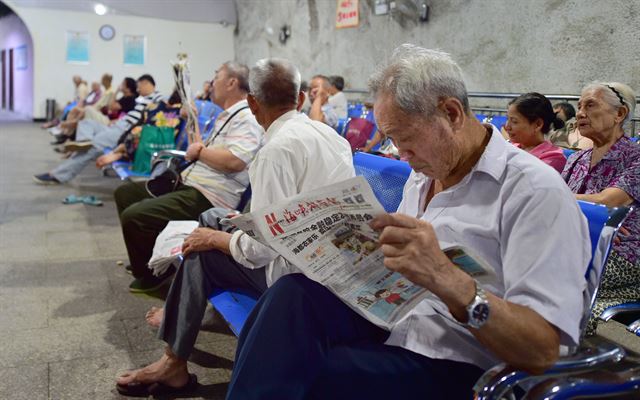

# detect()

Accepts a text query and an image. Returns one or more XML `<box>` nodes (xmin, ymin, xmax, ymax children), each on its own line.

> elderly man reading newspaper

<box><xmin>225</xmin><ymin>45</ymin><xmax>591</xmax><ymax>400</ymax></box>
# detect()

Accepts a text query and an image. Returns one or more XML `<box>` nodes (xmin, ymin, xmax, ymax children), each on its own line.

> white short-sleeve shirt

<box><xmin>229</xmin><ymin>111</ymin><xmax>355</xmax><ymax>286</ymax></box>
<box><xmin>385</xmin><ymin>126</ymin><xmax>590</xmax><ymax>369</ymax></box>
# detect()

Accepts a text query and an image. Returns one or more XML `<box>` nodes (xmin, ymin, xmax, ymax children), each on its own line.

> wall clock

<box><xmin>99</xmin><ymin>24</ymin><xmax>115</xmax><ymax>41</ymax></box>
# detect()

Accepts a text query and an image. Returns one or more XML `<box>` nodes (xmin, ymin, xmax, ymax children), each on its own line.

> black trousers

<box><xmin>114</xmin><ymin>181</ymin><xmax>213</xmax><ymax>280</ymax></box>
<box><xmin>227</xmin><ymin>274</ymin><xmax>484</xmax><ymax>400</ymax></box>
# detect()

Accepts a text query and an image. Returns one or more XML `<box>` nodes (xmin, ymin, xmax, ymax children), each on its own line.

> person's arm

<box><xmin>576</xmin><ymin>188</ymin><xmax>633</xmax><ymax>207</ymax></box>
<box><xmin>372</xmin><ymin>186</ymin><xmax>589</xmax><ymax>374</ymax></box>
<box><xmin>309</xmin><ymin>88</ymin><xmax>329</xmax><ymax>123</ymax></box>
<box><xmin>372</xmin><ymin>214</ymin><xmax>560</xmax><ymax>374</ymax></box>
<box><xmin>576</xmin><ymin>155</ymin><xmax>639</xmax><ymax>207</ymax></box>
<box><xmin>184</xmin><ymin>142</ymin><xmax>246</xmax><ymax>173</ymax></box>
<box><xmin>362</xmin><ymin>131</ymin><xmax>383</xmax><ymax>153</ymax></box>
<box><xmin>95</xmin><ymin>143</ymin><xmax>126</xmax><ymax>168</ymax></box>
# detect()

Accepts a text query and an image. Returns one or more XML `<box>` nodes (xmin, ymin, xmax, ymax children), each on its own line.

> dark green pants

<box><xmin>114</xmin><ymin>181</ymin><xmax>213</xmax><ymax>280</ymax></box>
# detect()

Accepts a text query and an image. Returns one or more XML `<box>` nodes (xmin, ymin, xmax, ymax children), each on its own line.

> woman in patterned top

<box><xmin>562</xmin><ymin>81</ymin><xmax>640</xmax><ymax>334</ymax></box>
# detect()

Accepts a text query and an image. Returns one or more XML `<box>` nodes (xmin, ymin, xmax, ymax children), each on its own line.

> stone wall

<box><xmin>234</xmin><ymin>0</ymin><xmax>640</xmax><ymax>100</ymax></box>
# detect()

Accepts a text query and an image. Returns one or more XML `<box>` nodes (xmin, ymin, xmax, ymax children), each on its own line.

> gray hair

<box><xmin>223</xmin><ymin>61</ymin><xmax>250</xmax><ymax>93</ymax></box>
<box><xmin>582</xmin><ymin>81</ymin><xmax>636</xmax><ymax>133</ymax></box>
<box><xmin>368</xmin><ymin>44</ymin><xmax>469</xmax><ymax>116</ymax></box>
<box><xmin>249</xmin><ymin>58</ymin><xmax>301</xmax><ymax>108</ymax></box>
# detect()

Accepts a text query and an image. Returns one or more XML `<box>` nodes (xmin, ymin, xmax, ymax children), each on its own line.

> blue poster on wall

<box><xmin>123</xmin><ymin>35</ymin><xmax>145</xmax><ymax>65</ymax></box>
<box><xmin>66</xmin><ymin>31</ymin><xmax>89</xmax><ymax>63</ymax></box>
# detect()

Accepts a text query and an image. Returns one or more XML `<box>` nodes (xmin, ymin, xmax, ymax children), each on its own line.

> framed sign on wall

<box><xmin>66</xmin><ymin>31</ymin><xmax>89</xmax><ymax>63</ymax></box>
<box><xmin>123</xmin><ymin>34</ymin><xmax>146</xmax><ymax>65</ymax></box>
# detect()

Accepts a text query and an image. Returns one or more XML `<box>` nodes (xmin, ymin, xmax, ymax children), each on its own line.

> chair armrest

<box><xmin>626</xmin><ymin>318</ymin><xmax>640</xmax><ymax>336</ymax></box>
<box><xmin>151</xmin><ymin>150</ymin><xmax>187</xmax><ymax>164</ymax></box>
<box><xmin>524</xmin><ymin>365</ymin><xmax>640</xmax><ymax>400</ymax></box>
<box><xmin>474</xmin><ymin>340</ymin><xmax>625</xmax><ymax>400</ymax></box>
<box><xmin>599</xmin><ymin>302</ymin><xmax>640</xmax><ymax>322</ymax></box>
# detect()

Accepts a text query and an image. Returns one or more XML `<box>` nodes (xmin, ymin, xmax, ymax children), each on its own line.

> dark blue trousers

<box><xmin>227</xmin><ymin>274</ymin><xmax>484</xmax><ymax>400</ymax></box>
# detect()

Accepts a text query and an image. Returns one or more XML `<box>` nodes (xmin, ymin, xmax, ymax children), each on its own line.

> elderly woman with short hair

<box><xmin>561</xmin><ymin>81</ymin><xmax>640</xmax><ymax>334</ymax></box>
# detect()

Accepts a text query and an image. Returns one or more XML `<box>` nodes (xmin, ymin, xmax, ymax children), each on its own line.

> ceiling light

<box><xmin>94</xmin><ymin>3</ymin><xmax>107</xmax><ymax>15</ymax></box>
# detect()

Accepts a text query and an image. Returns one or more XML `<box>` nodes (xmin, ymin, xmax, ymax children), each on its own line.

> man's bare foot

<box><xmin>117</xmin><ymin>349</ymin><xmax>189</xmax><ymax>388</ymax></box>
<box><xmin>145</xmin><ymin>306</ymin><xmax>164</xmax><ymax>328</ymax></box>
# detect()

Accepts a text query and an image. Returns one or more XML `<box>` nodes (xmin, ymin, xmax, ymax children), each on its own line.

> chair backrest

<box><xmin>563</xmin><ymin>148</ymin><xmax>576</xmax><ymax>158</ymax></box>
<box><xmin>352</xmin><ymin>152</ymin><xmax>412</xmax><ymax>213</ymax></box>
<box><xmin>576</xmin><ymin>200</ymin><xmax>632</xmax><ymax>337</ymax></box>
<box><xmin>344</xmin><ymin>117</ymin><xmax>376</xmax><ymax>152</ymax></box>
<box><xmin>347</xmin><ymin>102</ymin><xmax>366</xmax><ymax>119</ymax></box>
<box><xmin>487</xmin><ymin>115</ymin><xmax>508</xmax><ymax>131</ymax></box>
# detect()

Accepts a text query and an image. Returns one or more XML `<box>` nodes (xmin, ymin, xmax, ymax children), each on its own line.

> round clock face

<box><xmin>99</xmin><ymin>25</ymin><xmax>115</xmax><ymax>41</ymax></box>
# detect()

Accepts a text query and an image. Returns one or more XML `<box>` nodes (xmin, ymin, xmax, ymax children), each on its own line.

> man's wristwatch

<box><xmin>465</xmin><ymin>282</ymin><xmax>490</xmax><ymax>329</ymax></box>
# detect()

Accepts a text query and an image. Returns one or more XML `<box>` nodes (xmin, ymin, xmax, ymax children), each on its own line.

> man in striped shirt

<box><xmin>33</xmin><ymin>74</ymin><xmax>163</xmax><ymax>184</ymax></box>
<box><xmin>113</xmin><ymin>62</ymin><xmax>264</xmax><ymax>293</ymax></box>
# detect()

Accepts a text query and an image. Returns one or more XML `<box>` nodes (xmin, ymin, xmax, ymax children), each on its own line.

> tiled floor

<box><xmin>0</xmin><ymin>120</ymin><xmax>236</xmax><ymax>399</ymax></box>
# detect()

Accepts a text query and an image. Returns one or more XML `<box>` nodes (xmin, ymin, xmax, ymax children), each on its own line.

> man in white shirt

<box><xmin>116</xmin><ymin>58</ymin><xmax>354</xmax><ymax>396</ymax></box>
<box><xmin>328</xmin><ymin>75</ymin><xmax>348</xmax><ymax>119</ymax></box>
<box><xmin>225</xmin><ymin>45</ymin><xmax>591</xmax><ymax>399</ymax></box>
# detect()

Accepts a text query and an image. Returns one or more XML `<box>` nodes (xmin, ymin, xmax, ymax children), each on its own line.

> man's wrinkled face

<box><xmin>374</xmin><ymin>93</ymin><xmax>459</xmax><ymax>180</ymax></box>
<box><xmin>211</xmin><ymin>66</ymin><xmax>232</xmax><ymax>107</ymax></box>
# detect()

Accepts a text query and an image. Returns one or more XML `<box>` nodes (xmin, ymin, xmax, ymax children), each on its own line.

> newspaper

<box><xmin>231</xmin><ymin>176</ymin><xmax>430</xmax><ymax>329</ymax></box>
<box><xmin>149</xmin><ymin>220</ymin><xmax>198</xmax><ymax>276</ymax></box>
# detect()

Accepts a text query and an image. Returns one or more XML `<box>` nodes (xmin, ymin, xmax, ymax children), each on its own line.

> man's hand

<box><xmin>614</xmin><ymin>226</ymin><xmax>630</xmax><ymax>245</ymax></box>
<box><xmin>371</xmin><ymin>213</ymin><xmax>459</xmax><ymax>292</ymax></box>
<box><xmin>185</xmin><ymin>142</ymin><xmax>205</xmax><ymax>162</ymax></box>
<box><xmin>182</xmin><ymin>227</ymin><xmax>232</xmax><ymax>256</ymax></box>
<box><xmin>311</xmin><ymin>86</ymin><xmax>329</xmax><ymax>105</ymax></box>
<box><xmin>371</xmin><ymin>213</ymin><xmax>475</xmax><ymax>320</ymax></box>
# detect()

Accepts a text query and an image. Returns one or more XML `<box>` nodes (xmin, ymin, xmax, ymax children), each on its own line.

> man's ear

<box><xmin>440</xmin><ymin>97</ymin><xmax>465</xmax><ymax>131</ymax></box>
<box><xmin>247</xmin><ymin>94</ymin><xmax>259</xmax><ymax>115</ymax></box>
<box><xmin>296</xmin><ymin>91</ymin><xmax>306</xmax><ymax>111</ymax></box>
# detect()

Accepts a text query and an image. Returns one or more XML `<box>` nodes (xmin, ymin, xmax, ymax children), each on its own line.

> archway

<box><xmin>0</xmin><ymin>1</ymin><xmax>34</xmax><ymax>120</ymax></box>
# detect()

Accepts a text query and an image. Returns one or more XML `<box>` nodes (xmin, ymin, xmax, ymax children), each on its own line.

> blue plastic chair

<box><xmin>487</xmin><ymin>115</ymin><xmax>508</xmax><ymax>131</ymax></box>
<box><xmin>562</xmin><ymin>148</ymin><xmax>576</xmax><ymax>159</ymax></box>
<box><xmin>347</xmin><ymin>102</ymin><xmax>366</xmax><ymax>119</ymax></box>
<box><xmin>475</xmin><ymin>113</ymin><xmax>489</xmax><ymax>123</ymax></box>
<box><xmin>475</xmin><ymin>201</ymin><xmax>633</xmax><ymax>400</ymax></box>
<box><xmin>352</xmin><ymin>152</ymin><xmax>412</xmax><ymax>213</ymax></box>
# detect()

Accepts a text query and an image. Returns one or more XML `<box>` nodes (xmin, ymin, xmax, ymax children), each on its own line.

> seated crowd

<box><xmin>32</xmin><ymin>44</ymin><xmax>639</xmax><ymax>398</ymax></box>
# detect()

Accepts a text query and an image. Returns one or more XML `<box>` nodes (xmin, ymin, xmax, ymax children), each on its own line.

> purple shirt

<box><xmin>561</xmin><ymin>136</ymin><xmax>640</xmax><ymax>265</ymax></box>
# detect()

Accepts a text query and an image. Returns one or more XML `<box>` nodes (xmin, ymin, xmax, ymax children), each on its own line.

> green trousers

<box><xmin>114</xmin><ymin>181</ymin><xmax>213</xmax><ymax>281</ymax></box>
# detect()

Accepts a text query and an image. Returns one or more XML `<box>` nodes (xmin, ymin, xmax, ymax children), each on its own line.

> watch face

<box><xmin>99</xmin><ymin>25</ymin><xmax>115</xmax><ymax>41</ymax></box>
<box><xmin>472</xmin><ymin>303</ymin><xmax>490</xmax><ymax>323</ymax></box>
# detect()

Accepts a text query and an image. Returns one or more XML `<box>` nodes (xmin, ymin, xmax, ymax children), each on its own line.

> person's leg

<box><xmin>227</xmin><ymin>274</ymin><xmax>389</xmax><ymax>400</ymax></box>
<box><xmin>114</xmin><ymin>180</ymin><xmax>150</xmax><ymax>217</ymax></box>
<box><xmin>74</xmin><ymin>119</ymin><xmax>104</xmax><ymax>142</ymax></box>
<box><xmin>118</xmin><ymin>184</ymin><xmax>212</xmax><ymax>282</ymax></box>
<box><xmin>309</xmin><ymin>344</ymin><xmax>483</xmax><ymax>400</ymax></box>
<box><xmin>159</xmin><ymin>249</ymin><xmax>267</xmax><ymax>358</ymax></box>
<box><xmin>49</xmin><ymin>146</ymin><xmax>101</xmax><ymax>182</ymax></box>
<box><xmin>118</xmin><ymin>250</ymin><xmax>266</xmax><ymax>388</ymax></box>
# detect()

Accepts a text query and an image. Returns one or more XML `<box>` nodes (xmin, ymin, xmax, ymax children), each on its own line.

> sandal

<box><xmin>62</xmin><ymin>195</ymin><xmax>83</xmax><ymax>204</ymax></box>
<box><xmin>82</xmin><ymin>195</ymin><xmax>103</xmax><ymax>207</ymax></box>
<box><xmin>116</xmin><ymin>373</ymin><xmax>198</xmax><ymax>397</ymax></box>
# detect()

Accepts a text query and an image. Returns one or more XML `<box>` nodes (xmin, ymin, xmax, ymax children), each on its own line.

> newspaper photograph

<box><xmin>231</xmin><ymin>176</ymin><xmax>430</xmax><ymax>329</ymax></box>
